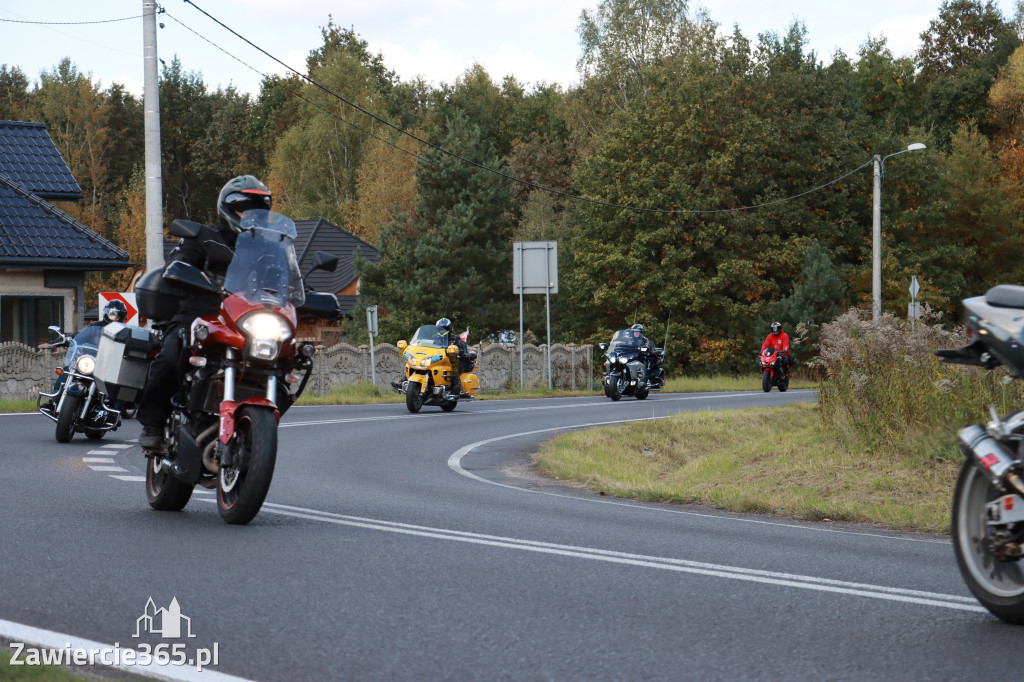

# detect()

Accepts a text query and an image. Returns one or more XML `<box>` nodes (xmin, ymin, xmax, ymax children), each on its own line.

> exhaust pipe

<box><xmin>958</xmin><ymin>424</ymin><xmax>1024</xmax><ymax>496</ymax></box>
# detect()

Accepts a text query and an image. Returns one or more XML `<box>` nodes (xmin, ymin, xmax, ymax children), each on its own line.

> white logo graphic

<box><xmin>134</xmin><ymin>597</ymin><xmax>196</xmax><ymax>639</ymax></box>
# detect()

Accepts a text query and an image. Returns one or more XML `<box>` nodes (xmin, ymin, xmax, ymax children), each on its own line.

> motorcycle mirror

<box><xmin>313</xmin><ymin>251</ymin><xmax>339</xmax><ymax>273</ymax></box>
<box><xmin>163</xmin><ymin>260</ymin><xmax>221</xmax><ymax>295</ymax></box>
<box><xmin>169</xmin><ymin>219</ymin><xmax>203</xmax><ymax>239</ymax></box>
<box><xmin>598</xmin><ymin>343</ymin><xmax>608</xmax><ymax>351</ymax></box>
<box><xmin>397</xmin><ymin>340</ymin><xmax>408</xmax><ymax>350</ymax></box>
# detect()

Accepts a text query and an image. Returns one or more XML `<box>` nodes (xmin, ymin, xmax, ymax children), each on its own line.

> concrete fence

<box><xmin>0</xmin><ymin>341</ymin><xmax>594</xmax><ymax>401</ymax></box>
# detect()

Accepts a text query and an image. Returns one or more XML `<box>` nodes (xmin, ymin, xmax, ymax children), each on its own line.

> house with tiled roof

<box><xmin>294</xmin><ymin>218</ymin><xmax>379</xmax><ymax>345</ymax></box>
<box><xmin>0</xmin><ymin>120</ymin><xmax>130</xmax><ymax>346</ymax></box>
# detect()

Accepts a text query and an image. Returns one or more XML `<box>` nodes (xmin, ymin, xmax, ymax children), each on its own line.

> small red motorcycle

<box><xmin>760</xmin><ymin>347</ymin><xmax>790</xmax><ymax>393</ymax></box>
<box><xmin>96</xmin><ymin>210</ymin><xmax>340</xmax><ymax>524</ymax></box>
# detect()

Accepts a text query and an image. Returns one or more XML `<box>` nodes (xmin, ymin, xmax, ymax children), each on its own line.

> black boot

<box><xmin>139</xmin><ymin>425</ymin><xmax>165</xmax><ymax>451</ymax></box>
<box><xmin>450</xmin><ymin>374</ymin><xmax>462</xmax><ymax>397</ymax></box>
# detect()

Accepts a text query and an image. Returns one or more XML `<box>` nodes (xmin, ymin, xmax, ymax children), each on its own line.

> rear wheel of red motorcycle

<box><xmin>952</xmin><ymin>458</ymin><xmax>1024</xmax><ymax>624</ymax></box>
<box><xmin>146</xmin><ymin>455</ymin><xmax>193</xmax><ymax>511</ymax></box>
<box><xmin>761</xmin><ymin>371</ymin><xmax>772</xmax><ymax>393</ymax></box>
<box><xmin>217</xmin><ymin>406</ymin><xmax>277</xmax><ymax>525</ymax></box>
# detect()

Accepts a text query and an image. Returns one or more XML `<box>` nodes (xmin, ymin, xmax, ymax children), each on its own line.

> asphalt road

<box><xmin>1</xmin><ymin>389</ymin><xmax>1019</xmax><ymax>681</ymax></box>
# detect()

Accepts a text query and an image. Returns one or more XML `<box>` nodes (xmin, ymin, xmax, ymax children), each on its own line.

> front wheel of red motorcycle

<box><xmin>217</xmin><ymin>406</ymin><xmax>278</xmax><ymax>525</ymax></box>
<box><xmin>952</xmin><ymin>458</ymin><xmax>1024</xmax><ymax>623</ymax></box>
<box><xmin>761</xmin><ymin>370</ymin><xmax>772</xmax><ymax>393</ymax></box>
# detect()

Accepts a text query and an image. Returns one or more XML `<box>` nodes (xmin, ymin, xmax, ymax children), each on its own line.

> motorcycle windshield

<box><xmin>410</xmin><ymin>325</ymin><xmax>449</xmax><ymax>349</ymax></box>
<box><xmin>64</xmin><ymin>325</ymin><xmax>102</xmax><ymax>367</ymax></box>
<box><xmin>609</xmin><ymin>329</ymin><xmax>642</xmax><ymax>351</ymax></box>
<box><xmin>223</xmin><ymin>210</ymin><xmax>305</xmax><ymax>308</ymax></box>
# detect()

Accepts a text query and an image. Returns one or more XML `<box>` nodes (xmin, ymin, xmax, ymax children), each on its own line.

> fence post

<box><xmin>315</xmin><ymin>345</ymin><xmax>325</xmax><ymax>396</ymax></box>
<box><xmin>570</xmin><ymin>344</ymin><xmax>576</xmax><ymax>390</ymax></box>
<box><xmin>588</xmin><ymin>345</ymin><xmax>593</xmax><ymax>391</ymax></box>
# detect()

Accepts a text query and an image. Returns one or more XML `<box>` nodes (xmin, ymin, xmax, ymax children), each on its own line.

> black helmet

<box><xmin>217</xmin><ymin>175</ymin><xmax>272</xmax><ymax>234</ymax></box>
<box><xmin>770</xmin><ymin>321</ymin><xmax>783</xmax><ymax>335</ymax></box>
<box><xmin>631</xmin><ymin>324</ymin><xmax>644</xmax><ymax>333</ymax></box>
<box><xmin>436</xmin><ymin>317</ymin><xmax>452</xmax><ymax>333</ymax></box>
<box><xmin>103</xmin><ymin>299</ymin><xmax>128</xmax><ymax>322</ymax></box>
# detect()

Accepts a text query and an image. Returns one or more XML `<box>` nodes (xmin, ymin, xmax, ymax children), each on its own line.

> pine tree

<box><xmin>356</xmin><ymin>110</ymin><xmax>513</xmax><ymax>342</ymax></box>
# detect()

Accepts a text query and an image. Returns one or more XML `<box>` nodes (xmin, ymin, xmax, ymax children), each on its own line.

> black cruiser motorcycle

<box><xmin>37</xmin><ymin>325</ymin><xmax>122</xmax><ymax>442</ymax></box>
<box><xmin>937</xmin><ymin>284</ymin><xmax>1024</xmax><ymax>623</ymax></box>
<box><xmin>599</xmin><ymin>329</ymin><xmax>666</xmax><ymax>401</ymax></box>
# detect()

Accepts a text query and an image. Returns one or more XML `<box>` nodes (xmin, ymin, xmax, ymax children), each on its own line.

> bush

<box><xmin>815</xmin><ymin>307</ymin><xmax>1024</xmax><ymax>459</ymax></box>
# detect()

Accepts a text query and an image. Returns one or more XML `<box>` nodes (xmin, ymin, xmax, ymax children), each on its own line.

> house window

<box><xmin>0</xmin><ymin>296</ymin><xmax>64</xmax><ymax>347</ymax></box>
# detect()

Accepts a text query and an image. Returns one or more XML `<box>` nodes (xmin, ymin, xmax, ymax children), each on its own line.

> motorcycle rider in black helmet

<box><xmin>435</xmin><ymin>317</ymin><xmax>470</xmax><ymax>397</ymax></box>
<box><xmin>137</xmin><ymin>175</ymin><xmax>272</xmax><ymax>451</ymax></box>
<box><xmin>629</xmin><ymin>323</ymin><xmax>658</xmax><ymax>382</ymax></box>
<box><xmin>42</xmin><ymin>299</ymin><xmax>131</xmax><ymax>411</ymax></box>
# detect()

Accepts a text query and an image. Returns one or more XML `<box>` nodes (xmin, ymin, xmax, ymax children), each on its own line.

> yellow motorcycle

<box><xmin>395</xmin><ymin>324</ymin><xmax>479</xmax><ymax>413</ymax></box>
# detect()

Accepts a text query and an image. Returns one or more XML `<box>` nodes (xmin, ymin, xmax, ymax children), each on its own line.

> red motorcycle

<box><xmin>760</xmin><ymin>347</ymin><xmax>790</xmax><ymax>393</ymax></box>
<box><xmin>97</xmin><ymin>210</ymin><xmax>340</xmax><ymax>524</ymax></box>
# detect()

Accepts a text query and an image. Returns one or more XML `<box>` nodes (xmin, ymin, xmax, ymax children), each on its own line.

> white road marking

<box><xmin>110</xmin><ymin>475</ymin><xmax>146</xmax><ymax>482</ymax></box>
<box><xmin>447</xmin><ymin>422</ymin><xmax>950</xmax><ymax>545</ymax></box>
<box><xmin>280</xmin><ymin>390</ymin><xmax>812</xmax><ymax>428</ymax></box>
<box><xmin>101</xmin><ymin>443</ymin><xmax>133</xmax><ymax>449</ymax></box>
<box><xmin>87</xmin><ymin>450</ymin><xmax>118</xmax><ymax>455</ymax></box>
<box><xmin>88</xmin><ymin>465</ymin><xmax>127</xmax><ymax>472</ymax></box>
<box><xmin>0</xmin><ymin>617</ymin><xmax>255</xmax><ymax>682</ymax></box>
<box><xmin>83</xmin><ymin>457</ymin><xmax>116</xmax><ymax>463</ymax></box>
<box><xmin>191</xmin><ymin>497</ymin><xmax>982</xmax><ymax>613</ymax></box>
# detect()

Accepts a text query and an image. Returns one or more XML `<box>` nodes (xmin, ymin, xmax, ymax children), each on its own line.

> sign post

<box><xmin>366</xmin><ymin>305</ymin><xmax>379</xmax><ymax>388</ymax></box>
<box><xmin>908</xmin><ymin>276</ymin><xmax>920</xmax><ymax>331</ymax></box>
<box><xmin>513</xmin><ymin>242</ymin><xmax>558</xmax><ymax>390</ymax></box>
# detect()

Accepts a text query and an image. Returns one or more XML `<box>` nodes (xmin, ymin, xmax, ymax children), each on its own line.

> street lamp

<box><xmin>872</xmin><ymin>142</ymin><xmax>927</xmax><ymax>321</ymax></box>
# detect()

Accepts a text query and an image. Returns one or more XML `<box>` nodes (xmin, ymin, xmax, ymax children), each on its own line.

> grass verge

<box><xmin>0</xmin><ymin>399</ymin><xmax>36</xmax><ymax>413</ymax></box>
<box><xmin>663</xmin><ymin>374</ymin><xmax>816</xmax><ymax>393</ymax></box>
<box><xmin>534</xmin><ymin>402</ymin><xmax>959</xmax><ymax>533</ymax></box>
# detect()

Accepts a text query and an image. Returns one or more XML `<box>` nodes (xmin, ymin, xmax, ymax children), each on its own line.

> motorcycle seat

<box><xmin>985</xmin><ymin>285</ymin><xmax>1024</xmax><ymax>309</ymax></box>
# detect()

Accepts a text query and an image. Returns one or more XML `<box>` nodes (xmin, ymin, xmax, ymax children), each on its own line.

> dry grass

<box><xmin>535</xmin><ymin>402</ymin><xmax>959</xmax><ymax>533</ymax></box>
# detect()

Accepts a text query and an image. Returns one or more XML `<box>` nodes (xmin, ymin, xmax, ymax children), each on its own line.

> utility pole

<box><xmin>143</xmin><ymin>1</ymin><xmax>164</xmax><ymax>274</ymax></box>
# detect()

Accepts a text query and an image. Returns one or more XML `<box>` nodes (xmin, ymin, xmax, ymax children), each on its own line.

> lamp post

<box><xmin>872</xmin><ymin>142</ymin><xmax>927</xmax><ymax>321</ymax></box>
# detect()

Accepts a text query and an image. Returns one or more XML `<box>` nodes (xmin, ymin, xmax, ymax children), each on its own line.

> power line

<box><xmin>179</xmin><ymin>0</ymin><xmax>874</xmax><ymax>218</ymax></box>
<box><xmin>0</xmin><ymin>15</ymin><xmax>143</xmax><ymax>25</ymax></box>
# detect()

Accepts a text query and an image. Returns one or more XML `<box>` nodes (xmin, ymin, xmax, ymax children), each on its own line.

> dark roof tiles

<box><xmin>294</xmin><ymin>218</ymin><xmax>379</xmax><ymax>294</ymax></box>
<box><xmin>0</xmin><ymin>121</ymin><xmax>82</xmax><ymax>200</ymax></box>
<box><xmin>0</xmin><ymin>173</ymin><xmax>130</xmax><ymax>268</ymax></box>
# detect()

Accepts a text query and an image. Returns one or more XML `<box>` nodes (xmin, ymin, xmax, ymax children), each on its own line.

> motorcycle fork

<box><xmin>80</xmin><ymin>382</ymin><xmax>97</xmax><ymax>419</ymax></box>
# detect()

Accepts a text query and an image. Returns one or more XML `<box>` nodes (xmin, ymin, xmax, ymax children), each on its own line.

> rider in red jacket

<box><xmin>761</xmin><ymin>321</ymin><xmax>791</xmax><ymax>375</ymax></box>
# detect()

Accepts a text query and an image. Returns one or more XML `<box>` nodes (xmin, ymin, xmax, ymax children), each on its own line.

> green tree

<box><xmin>916</xmin><ymin>0</ymin><xmax>1021</xmax><ymax>145</ymax></box>
<box><xmin>356</xmin><ymin>111</ymin><xmax>513</xmax><ymax>341</ymax></box>
<box><xmin>766</xmin><ymin>240</ymin><xmax>847</xmax><ymax>356</ymax></box>
<box><xmin>0</xmin><ymin>65</ymin><xmax>31</xmax><ymax>120</ymax></box>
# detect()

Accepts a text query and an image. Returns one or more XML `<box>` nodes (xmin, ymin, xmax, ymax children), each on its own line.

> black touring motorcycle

<box><xmin>37</xmin><ymin>324</ymin><xmax>124</xmax><ymax>442</ymax></box>
<box><xmin>598</xmin><ymin>329</ymin><xmax>666</xmax><ymax>401</ymax></box>
<box><xmin>938</xmin><ymin>284</ymin><xmax>1024</xmax><ymax>623</ymax></box>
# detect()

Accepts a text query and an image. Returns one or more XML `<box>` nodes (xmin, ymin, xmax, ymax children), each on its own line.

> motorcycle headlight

<box><xmin>76</xmin><ymin>355</ymin><xmax>95</xmax><ymax>375</ymax></box>
<box><xmin>239</xmin><ymin>312</ymin><xmax>293</xmax><ymax>361</ymax></box>
<box><xmin>618</xmin><ymin>356</ymin><xmax>628</xmax><ymax>365</ymax></box>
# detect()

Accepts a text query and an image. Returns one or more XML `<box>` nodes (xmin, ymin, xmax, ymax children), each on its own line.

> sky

<box><xmin>1</xmin><ymin>1</ymin><xmax>1020</xmax><ymax>97</ymax></box>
